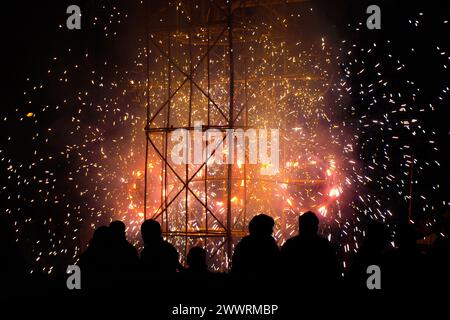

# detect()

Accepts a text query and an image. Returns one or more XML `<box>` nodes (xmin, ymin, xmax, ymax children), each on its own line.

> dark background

<box><xmin>1</xmin><ymin>0</ymin><xmax>449</xmax><ymax>271</ymax></box>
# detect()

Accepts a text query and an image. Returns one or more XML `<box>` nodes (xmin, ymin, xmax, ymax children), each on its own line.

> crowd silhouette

<box><xmin>1</xmin><ymin>210</ymin><xmax>450</xmax><ymax>307</ymax></box>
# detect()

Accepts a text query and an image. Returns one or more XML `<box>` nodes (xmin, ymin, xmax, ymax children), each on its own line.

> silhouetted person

<box><xmin>140</xmin><ymin>219</ymin><xmax>180</xmax><ymax>274</ymax></box>
<box><xmin>107</xmin><ymin>220</ymin><xmax>139</xmax><ymax>291</ymax></box>
<box><xmin>79</xmin><ymin>226</ymin><xmax>114</xmax><ymax>291</ymax></box>
<box><xmin>180</xmin><ymin>246</ymin><xmax>212</xmax><ymax>290</ymax></box>
<box><xmin>281</xmin><ymin>211</ymin><xmax>339</xmax><ymax>291</ymax></box>
<box><xmin>0</xmin><ymin>217</ymin><xmax>28</xmax><ymax>297</ymax></box>
<box><xmin>232</xmin><ymin>214</ymin><xmax>280</xmax><ymax>281</ymax></box>
<box><xmin>186</xmin><ymin>246</ymin><xmax>209</xmax><ymax>274</ymax></box>
<box><xmin>384</xmin><ymin>223</ymin><xmax>425</xmax><ymax>292</ymax></box>
<box><xmin>348</xmin><ymin>220</ymin><xmax>390</xmax><ymax>291</ymax></box>
<box><xmin>109</xmin><ymin>220</ymin><xmax>139</xmax><ymax>270</ymax></box>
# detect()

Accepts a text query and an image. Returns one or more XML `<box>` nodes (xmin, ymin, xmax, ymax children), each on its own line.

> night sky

<box><xmin>1</xmin><ymin>0</ymin><xmax>449</xmax><ymax>273</ymax></box>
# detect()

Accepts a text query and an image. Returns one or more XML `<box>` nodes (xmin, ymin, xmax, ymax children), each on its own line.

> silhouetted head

<box><xmin>141</xmin><ymin>219</ymin><xmax>162</xmax><ymax>245</ymax></box>
<box><xmin>395</xmin><ymin>224</ymin><xmax>417</xmax><ymax>250</ymax></box>
<box><xmin>187</xmin><ymin>246</ymin><xmax>207</xmax><ymax>271</ymax></box>
<box><xmin>109</xmin><ymin>220</ymin><xmax>126</xmax><ymax>241</ymax></box>
<box><xmin>91</xmin><ymin>226</ymin><xmax>112</xmax><ymax>247</ymax></box>
<box><xmin>299</xmin><ymin>211</ymin><xmax>319</xmax><ymax>236</ymax></box>
<box><xmin>365</xmin><ymin>220</ymin><xmax>389</xmax><ymax>251</ymax></box>
<box><xmin>248</xmin><ymin>214</ymin><xmax>275</xmax><ymax>237</ymax></box>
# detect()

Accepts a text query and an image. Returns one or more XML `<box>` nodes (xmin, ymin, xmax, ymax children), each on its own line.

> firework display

<box><xmin>1</xmin><ymin>0</ymin><xmax>449</xmax><ymax>277</ymax></box>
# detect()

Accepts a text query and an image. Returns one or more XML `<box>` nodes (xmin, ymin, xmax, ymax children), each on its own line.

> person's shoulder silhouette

<box><xmin>282</xmin><ymin>211</ymin><xmax>334</xmax><ymax>253</ymax></box>
<box><xmin>109</xmin><ymin>220</ymin><xmax>139</xmax><ymax>269</ymax></box>
<box><xmin>140</xmin><ymin>219</ymin><xmax>180</xmax><ymax>274</ymax></box>
<box><xmin>80</xmin><ymin>225</ymin><xmax>113</xmax><ymax>269</ymax></box>
<box><xmin>186</xmin><ymin>246</ymin><xmax>209</xmax><ymax>274</ymax></box>
<box><xmin>281</xmin><ymin>211</ymin><xmax>339</xmax><ymax>290</ymax></box>
<box><xmin>232</xmin><ymin>214</ymin><xmax>280</xmax><ymax>279</ymax></box>
<box><xmin>79</xmin><ymin>225</ymin><xmax>115</xmax><ymax>291</ymax></box>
